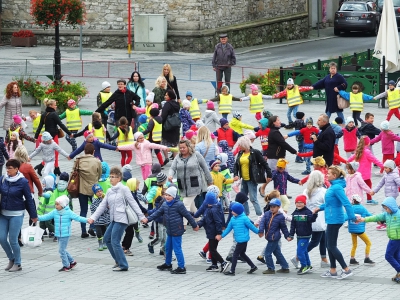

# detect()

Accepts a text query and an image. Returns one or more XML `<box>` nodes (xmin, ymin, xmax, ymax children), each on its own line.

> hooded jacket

<box><xmin>202</xmin><ymin>110</ymin><xmax>220</xmax><ymax>133</ymax></box>
<box><xmin>259</xmin><ymin>210</ymin><xmax>289</xmax><ymax>241</ymax></box>
<box><xmin>118</xmin><ymin>140</ymin><xmax>168</xmax><ymax>166</ymax></box>
<box><xmin>346</xmin><ymin>204</ymin><xmax>372</xmax><ymax>234</ymax></box>
<box><xmin>221</xmin><ymin>212</ymin><xmax>259</xmax><ymax>243</ymax></box>
<box><xmin>198</xmin><ymin>194</ymin><xmax>225</xmax><ymax>239</ymax></box>
<box><xmin>271</xmin><ymin>170</ymin><xmax>300</xmax><ymax>195</ymax></box>
<box><xmin>373</xmin><ymin>169</ymin><xmax>400</xmax><ymax>198</ymax></box>
<box><xmin>370</xmin><ymin>131</ymin><xmax>400</xmax><ymax>155</ymax></box>
<box><xmin>180</xmin><ymin>108</ymin><xmax>195</xmax><ymax>135</ymax></box>
<box><xmin>345</xmin><ymin>172</ymin><xmax>372</xmax><ymax>203</ymax></box>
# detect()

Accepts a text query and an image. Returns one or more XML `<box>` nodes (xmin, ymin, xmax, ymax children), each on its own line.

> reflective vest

<box><xmin>152</xmin><ymin>119</ymin><xmax>162</xmax><ymax>142</ymax></box>
<box><xmin>88</xmin><ymin>123</ymin><xmax>106</xmax><ymax>143</ymax></box>
<box><xmin>387</xmin><ymin>89</ymin><xmax>400</xmax><ymax>109</ymax></box>
<box><xmin>349</xmin><ymin>92</ymin><xmax>363</xmax><ymax>111</ymax></box>
<box><xmin>37</xmin><ymin>191</ymin><xmax>55</xmax><ymax>216</ymax></box>
<box><xmin>286</xmin><ymin>85</ymin><xmax>303</xmax><ymax>107</ymax></box>
<box><xmin>65</xmin><ymin>108</ymin><xmax>82</xmax><ymax>131</ymax></box>
<box><xmin>117</xmin><ymin>126</ymin><xmax>134</xmax><ymax>146</ymax></box>
<box><xmin>220</xmin><ymin>169</ymin><xmax>232</xmax><ymax>192</ymax></box>
<box><xmin>189</xmin><ymin>98</ymin><xmax>201</xmax><ymax>119</ymax></box>
<box><xmin>98</xmin><ymin>179</ymin><xmax>111</xmax><ymax>194</ymax></box>
<box><xmin>100</xmin><ymin>92</ymin><xmax>112</xmax><ymax>104</ymax></box>
<box><xmin>249</xmin><ymin>93</ymin><xmax>264</xmax><ymax>113</ymax></box>
<box><xmin>9</xmin><ymin>127</ymin><xmax>21</xmax><ymax>142</ymax></box>
<box><xmin>145</xmin><ymin>105</ymin><xmax>152</xmax><ymax>117</ymax></box>
<box><xmin>219</xmin><ymin>94</ymin><xmax>233</xmax><ymax>114</ymax></box>
<box><xmin>138</xmin><ymin>123</ymin><xmax>149</xmax><ymax>139</ymax></box>
<box><xmin>32</xmin><ymin>114</ymin><xmax>44</xmax><ymax>135</ymax></box>
<box><xmin>216</xmin><ymin>128</ymin><xmax>235</xmax><ymax>148</ymax></box>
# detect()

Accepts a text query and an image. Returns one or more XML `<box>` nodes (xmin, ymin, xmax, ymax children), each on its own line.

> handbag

<box><xmin>58</xmin><ymin>128</ymin><xmax>65</xmax><ymax>138</ymax></box>
<box><xmin>163</xmin><ymin>112</ymin><xmax>181</xmax><ymax>131</ymax></box>
<box><xmin>252</xmin><ymin>150</ymin><xmax>267</xmax><ymax>184</ymax></box>
<box><xmin>125</xmin><ymin>197</ymin><xmax>138</xmax><ymax>225</ymax></box>
<box><xmin>21</xmin><ymin>225</ymin><xmax>45</xmax><ymax>247</ymax></box>
<box><xmin>337</xmin><ymin>95</ymin><xmax>350</xmax><ymax>109</ymax></box>
<box><xmin>67</xmin><ymin>158</ymin><xmax>80</xmax><ymax>198</ymax></box>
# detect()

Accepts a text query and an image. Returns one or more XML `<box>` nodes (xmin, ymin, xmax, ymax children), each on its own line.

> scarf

<box><xmin>5</xmin><ymin>171</ymin><xmax>25</xmax><ymax>182</ymax></box>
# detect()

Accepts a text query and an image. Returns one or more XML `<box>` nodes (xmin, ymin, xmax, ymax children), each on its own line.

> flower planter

<box><xmin>11</xmin><ymin>36</ymin><xmax>37</xmax><ymax>47</ymax></box>
<box><xmin>21</xmin><ymin>93</ymin><xmax>39</xmax><ymax>106</ymax></box>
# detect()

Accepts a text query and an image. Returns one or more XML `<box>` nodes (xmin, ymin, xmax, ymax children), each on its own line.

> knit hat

<box><xmin>146</xmin><ymin>92</ymin><xmax>154</xmax><ymax>103</ymax></box>
<box><xmin>92</xmin><ymin>183</ymin><xmax>103</xmax><ymax>194</ymax></box>
<box><xmin>100</xmin><ymin>161</ymin><xmax>110</xmax><ymax>181</ymax></box>
<box><xmin>151</xmin><ymin>163</ymin><xmax>161</xmax><ymax>174</ymax></box>
<box><xmin>348</xmin><ymin>161</ymin><xmax>360</xmax><ymax>172</ymax></box>
<box><xmin>41</xmin><ymin>131</ymin><xmax>52</xmax><ymax>142</ymax></box>
<box><xmin>276</xmin><ymin>158</ymin><xmax>289</xmax><ymax>168</ymax></box>
<box><xmin>363</xmin><ymin>136</ymin><xmax>371</xmax><ymax>146</ymax></box>
<box><xmin>207</xmin><ymin>101</ymin><xmax>215</xmax><ymax>110</ymax></box>
<box><xmin>388</xmin><ymin>80</ymin><xmax>396</xmax><ymax>86</ymax></box>
<box><xmin>295</xmin><ymin>195</ymin><xmax>307</xmax><ymax>205</ymax></box>
<box><xmin>243</xmin><ymin>130</ymin><xmax>256</xmax><ymax>140</ymax></box>
<box><xmin>67</xmin><ymin>99</ymin><xmax>76</xmax><ymax>108</ymax></box>
<box><xmin>250</xmin><ymin>84</ymin><xmax>258</xmax><ymax>91</ymax></box>
<box><xmin>311</xmin><ymin>156</ymin><xmax>326</xmax><ymax>167</ymax></box>
<box><xmin>209</xmin><ymin>159</ymin><xmax>221</xmax><ymax>170</ymax></box>
<box><xmin>182</xmin><ymin>100</ymin><xmax>191</xmax><ymax>108</ymax></box>
<box><xmin>232</xmin><ymin>111</ymin><xmax>242</xmax><ymax>119</ymax></box>
<box><xmin>269</xmin><ymin>198</ymin><xmax>281</xmax><ymax>207</ymax></box>
<box><xmin>13</xmin><ymin>115</ymin><xmax>22</xmax><ymax>124</ymax></box>
<box><xmin>352</xmin><ymin>194</ymin><xmax>362</xmax><ymax>203</ymax></box>
<box><xmin>59</xmin><ymin>172</ymin><xmax>69</xmax><ymax>182</ymax></box>
<box><xmin>231</xmin><ymin>203</ymin><xmax>244</xmax><ymax>215</ymax></box>
<box><xmin>346</xmin><ymin>117</ymin><xmax>355</xmax><ymax>125</ymax></box>
<box><xmin>102</xmin><ymin>81</ymin><xmax>111</xmax><ymax>90</ymax></box>
<box><xmin>207</xmin><ymin>185</ymin><xmax>220</xmax><ymax>198</ymax></box>
<box><xmin>381</xmin><ymin>120</ymin><xmax>390</xmax><ymax>130</ymax></box>
<box><xmin>186</xmin><ymin>91</ymin><xmax>193</xmax><ymax>97</ymax></box>
<box><xmin>150</xmin><ymin>108</ymin><xmax>160</xmax><ymax>117</ymax></box>
<box><xmin>196</xmin><ymin>120</ymin><xmax>204</xmax><ymax>129</ymax></box>
<box><xmin>306</xmin><ymin>117</ymin><xmax>313</xmax><ymax>125</ymax></box>
<box><xmin>263</xmin><ymin>110</ymin><xmax>273</xmax><ymax>119</ymax></box>
<box><xmin>122</xmin><ymin>170</ymin><xmax>132</xmax><ymax>182</ymax></box>
<box><xmin>84</xmin><ymin>130</ymin><xmax>94</xmax><ymax>140</ymax></box>
<box><xmin>134</xmin><ymin>132</ymin><xmax>143</xmax><ymax>141</ymax></box>
<box><xmin>138</xmin><ymin>114</ymin><xmax>148</xmax><ymax>124</ymax></box>
<box><xmin>384</xmin><ymin>159</ymin><xmax>396</xmax><ymax>170</ymax></box>
<box><xmin>165</xmin><ymin>186</ymin><xmax>177</xmax><ymax>198</ymax></box>
<box><xmin>287</xmin><ymin>78</ymin><xmax>294</xmax><ymax>85</ymax></box>
<box><xmin>122</xmin><ymin>164</ymin><xmax>132</xmax><ymax>174</ymax></box>
<box><xmin>204</xmin><ymin>192</ymin><xmax>218</xmax><ymax>206</ymax></box>
<box><xmin>126</xmin><ymin>178</ymin><xmax>138</xmax><ymax>192</ymax></box>
<box><xmin>185</xmin><ymin>130</ymin><xmax>195</xmax><ymax>140</ymax></box>
<box><xmin>259</xmin><ymin>118</ymin><xmax>269</xmax><ymax>130</ymax></box>
<box><xmin>151</xmin><ymin>103</ymin><xmax>159</xmax><ymax>109</ymax></box>
<box><xmin>56</xmin><ymin>195</ymin><xmax>70</xmax><ymax>208</ymax></box>
<box><xmin>42</xmin><ymin>175</ymin><xmax>55</xmax><ymax>190</ymax></box>
<box><xmin>220</xmin><ymin>118</ymin><xmax>229</xmax><ymax>127</ymax></box>
<box><xmin>235</xmin><ymin>192</ymin><xmax>248</xmax><ymax>204</ymax></box>
<box><xmin>334</xmin><ymin>117</ymin><xmax>343</xmax><ymax>124</ymax></box>
<box><xmin>295</xmin><ymin>112</ymin><xmax>305</xmax><ymax>119</ymax></box>
<box><xmin>156</xmin><ymin>172</ymin><xmax>167</xmax><ymax>184</ymax></box>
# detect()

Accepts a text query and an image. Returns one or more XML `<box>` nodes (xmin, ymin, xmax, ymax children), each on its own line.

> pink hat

<box><xmin>67</xmin><ymin>99</ymin><xmax>76</xmax><ymax>107</ymax></box>
<box><xmin>250</xmin><ymin>84</ymin><xmax>259</xmax><ymax>91</ymax></box>
<box><xmin>207</xmin><ymin>101</ymin><xmax>215</xmax><ymax>110</ymax></box>
<box><xmin>151</xmin><ymin>103</ymin><xmax>159</xmax><ymax>109</ymax></box>
<box><xmin>84</xmin><ymin>130</ymin><xmax>94</xmax><ymax>140</ymax></box>
<box><xmin>185</xmin><ymin>130</ymin><xmax>195</xmax><ymax>140</ymax></box>
<box><xmin>363</xmin><ymin>136</ymin><xmax>370</xmax><ymax>146</ymax></box>
<box><xmin>13</xmin><ymin>115</ymin><xmax>22</xmax><ymax>124</ymax></box>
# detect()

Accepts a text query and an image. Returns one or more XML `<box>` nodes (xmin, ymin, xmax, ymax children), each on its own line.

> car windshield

<box><xmin>340</xmin><ymin>3</ymin><xmax>367</xmax><ymax>11</ymax></box>
<box><xmin>378</xmin><ymin>0</ymin><xmax>400</xmax><ymax>7</ymax></box>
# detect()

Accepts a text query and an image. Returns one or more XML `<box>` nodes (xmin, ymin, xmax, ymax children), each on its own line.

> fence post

<box><xmin>317</xmin><ymin>59</ymin><xmax>321</xmax><ymax>70</ymax></box>
<box><xmin>367</xmin><ymin>48</ymin><xmax>371</xmax><ymax>60</ymax></box>
<box><xmin>338</xmin><ymin>56</ymin><xmax>342</xmax><ymax>70</ymax></box>
<box><xmin>279</xmin><ymin>67</ymin><xmax>284</xmax><ymax>104</ymax></box>
<box><xmin>380</xmin><ymin>56</ymin><xmax>386</xmax><ymax>108</ymax></box>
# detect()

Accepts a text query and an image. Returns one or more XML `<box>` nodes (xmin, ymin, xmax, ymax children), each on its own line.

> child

<box><xmin>371</xmin><ymin>159</ymin><xmax>400</xmax><ymax>201</ymax></box>
<box><xmin>106</xmin><ymin>102</ymin><xmax>116</xmax><ymax>144</ymax></box>
<box><xmin>241</xmin><ymin>84</ymin><xmax>272</xmax><ymax>120</ymax></box>
<box><xmin>180</xmin><ymin>100</ymin><xmax>196</xmax><ymax>137</ymax></box>
<box><xmin>288</xmin><ymin>195</ymin><xmax>318</xmax><ymax>275</ymax></box>
<box><xmin>374</xmin><ymin>80</ymin><xmax>400</xmax><ymax>121</ymax></box>
<box><xmin>185</xmin><ymin>130</ymin><xmax>197</xmax><ymax>148</ymax></box>
<box><xmin>29</xmin><ymin>131</ymin><xmax>70</xmax><ymax>177</ymax></box>
<box><xmin>59</xmin><ymin>99</ymin><xmax>93</xmax><ymax>151</ymax></box>
<box><xmin>357</xmin><ymin>196</ymin><xmax>400</xmax><ymax>283</ymax></box>
<box><xmin>97</xmin><ymin>81</ymin><xmax>112</xmax><ymax>126</ymax></box>
<box><xmin>338</xmin><ymin>84</ymin><xmax>374</xmax><ymax>126</ymax></box>
<box><xmin>135</xmin><ymin>92</ymin><xmax>155</xmax><ymax>117</ymax></box>
<box><xmin>299</xmin><ymin>156</ymin><xmax>331</xmax><ymax>188</ymax></box>
<box><xmin>358</xmin><ymin>113</ymin><xmax>381</xmax><ymax>156</ymax></box>
<box><xmin>5</xmin><ymin>115</ymin><xmax>36</xmax><ymax>145</ymax></box>
<box><xmin>0</xmin><ymin>137</ymin><xmax>9</xmax><ymax>176</ymax></box>
<box><xmin>255</xmin><ymin>117</ymin><xmax>271</xmax><ymax>197</ymax></box>
<box><xmin>215</xmin><ymin>153</ymin><xmax>234</xmax><ymax>210</ymax></box>
<box><xmin>293</xmin><ymin>112</ymin><xmax>306</xmax><ymax>163</ymax></box>
<box><xmin>142</xmin><ymin>163</ymin><xmax>161</xmax><ymax>195</ymax></box>
<box><xmin>23</xmin><ymin>110</ymin><xmax>44</xmax><ymax>140</ymax></box>
<box><xmin>218</xmin><ymin>140</ymin><xmax>235</xmax><ymax>173</ymax></box>
<box><xmin>331</xmin><ymin>117</ymin><xmax>344</xmax><ymax>165</ymax></box>
<box><xmin>346</xmin><ymin>194</ymin><xmax>374</xmax><ymax>266</ymax></box>
<box><xmin>370</xmin><ymin>120</ymin><xmax>400</xmax><ymax>174</ymax></box>
<box><xmin>145</xmin><ymin>186</ymin><xmax>199</xmax><ymax>274</ymax></box>
<box><xmin>53</xmin><ymin>172</ymin><xmax>73</xmax><ymax>210</ymax></box>
<box><xmin>38</xmin><ymin>195</ymin><xmax>89</xmax><ymax>272</ymax></box>
<box><xmin>229</xmin><ymin>111</ymin><xmax>256</xmax><ymax>135</ymax></box>
<box><xmin>209</xmin><ymin>160</ymin><xmax>237</xmax><ymax>210</ymax></box>
<box><xmin>37</xmin><ymin>175</ymin><xmax>56</xmax><ymax>240</ymax></box>
<box><xmin>185</xmin><ymin>91</ymin><xmax>207</xmax><ymax>121</ymax></box>
<box><xmin>208</xmin><ymin>84</ymin><xmax>241</xmax><ymax>119</ymax></box>
<box><xmin>213</xmin><ymin>118</ymin><xmax>239</xmax><ymax>149</ymax></box>
<box><xmin>74</xmin><ymin>112</ymin><xmax>107</xmax><ymax>143</ymax></box>
<box><xmin>70</xmin><ymin>130</ymin><xmax>116</xmax><ymax>162</ymax></box>
<box><xmin>6</xmin><ymin>132</ymin><xmax>22</xmax><ymax>159</ymax></box>
<box><xmin>90</xmin><ymin>184</ymin><xmax>110</xmax><ymax>251</ymax></box>
<box><xmin>272</xmin><ymin>78</ymin><xmax>313</xmax><ymax>128</ymax></box>
<box><xmin>216</xmin><ymin>202</ymin><xmax>258</xmax><ymax>276</ymax></box>
<box><xmin>258</xmin><ymin>198</ymin><xmax>291</xmax><ymax>274</ymax></box>
<box><xmin>141</xmin><ymin>108</ymin><xmax>165</xmax><ymax>166</ymax></box>
<box><xmin>343</xmin><ymin>117</ymin><xmax>360</xmax><ymax>158</ymax></box>
<box><xmin>345</xmin><ymin>162</ymin><xmax>372</xmax><ymax>203</ymax></box>
<box><xmin>137</xmin><ymin>114</ymin><xmax>149</xmax><ymax>139</ymax></box>
<box><xmin>202</xmin><ymin>101</ymin><xmax>220</xmax><ymax>133</ymax></box>
<box><xmin>270</xmin><ymin>159</ymin><xmax>301</xmax><ymax>212</ymax></box>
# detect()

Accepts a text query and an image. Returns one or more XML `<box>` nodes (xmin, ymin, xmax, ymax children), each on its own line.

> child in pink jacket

<box><xmin>348</xmin><ymin>136</ymin><xmax>383</xmax><ymax>205</ymax></box>
<box><xmin>345</xmin><ymin>161</ymin><xmax>372</xmax><ymax>204</ymax></box>
<box><xmin>370</xmin><ymin>120</ymin><xmax>400</xmax><ymax>174</ymax></box>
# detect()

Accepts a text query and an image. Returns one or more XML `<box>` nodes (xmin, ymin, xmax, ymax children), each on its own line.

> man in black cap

<box><xmin>212</xmin><ymin>33</ymin><xmax>236</xmax><ymax>94</ymax></box>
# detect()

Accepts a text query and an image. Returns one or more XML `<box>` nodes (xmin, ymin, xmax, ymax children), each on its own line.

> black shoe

<box><xmin>159</xmin><ymin>249</ymin><xmax>165</xmax><ymax>256</ymax></box>
<box><xmin>225</xmin><ymin>256</ymin><xmax>232</xmax><ymax>262</ymax></box>
<box><xmin>169</xmin><ymin>154</ymin><xmax>174</xmax><ymax>160</ymax></box>
<box><xmin>350</xmin><ymin>258</ymin><xmax>359</xmax><ymax>265</ymax></box>
<box><xmin>58</xmin><ymin>266</ymin><xmax>70</xmax><ymax>272</ymax></box>
<box><xmin>224</xmin><ymin>270</ymin><xmax>235</xmax><ymax>276</ymax></box>
<box><xmin>34</xmin><ymin>163</ymin><xmax>44</xmax><ymax>176</ymax></box>
<box><xmin>256</xmin><ymin>256</ymin><xmax>265</xmax><ymax>264</ymax></box>
<box><xmin>53</xmin><ymin>237</ymin><xmax>58</xmax><ymax>242</ymax></box>
<box><xmin>54</xmin><ymin>166</ymin><xmax>61</xmax><ymax>176</ymax></box>
<box><xmin>81</xmin><ymin>233</ymin><xmax>89</xmax><ymax>238</ymax></box>
<box><xmin>287</xmin><ymin>195</ymin><xmax>292</xmax><ymax>199</ymax></box>
<box><xmin>247</xmin><ymin>266</ymin><xmax>258</xmax><ymax>274</ymax></box>
<box><xmin>148</xmin><ymin>243</ymin><xmax>154</xmax><ymax>254</ymax></box>
<box><xmin>170</xmin><ymin>267</ymin><xmax>186</xmax><ymax>274</ymax></box>
<box><xmin>88</xmin><ymin>229</ymin><xmax>96</xmax><ymax>237</ymax></box>
<box><xmin>157</xmin><ymin>263</ymin><xmax>173</xmax><ymax>271</ymax></box>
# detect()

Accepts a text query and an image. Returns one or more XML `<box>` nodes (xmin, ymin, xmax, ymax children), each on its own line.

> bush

<box><xmin>239</xmin><ymin>70</ymin><xmax>280</xmax><ymax>95</ymax></box>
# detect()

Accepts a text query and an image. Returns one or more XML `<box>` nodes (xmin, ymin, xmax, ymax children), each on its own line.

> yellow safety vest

<box><xmin>117</xmin><ymin>127</ymin><xmax>134</xmax><ymax>146</ymax></box>
<box><xmin>145</xmin><ymin>105</ymin><xmax>152</xmax><ymax>117</ymax></box>
<box><xmin>88</xmin><ymin>123</ymin><xmax>106</xmax><ymax>143</ymax></box>
<box><xmin>189</xmin><ymin>98</ymin><xmax>201</xmax><ymax>119</ymax></box>
<box><xmin>219</xmin><ymin>94</ymin><xmax>232</xmax><ymax>114</ymax></box>
<box><xmin>152</xmin><ymin>119</ymin><xmax>162</xmax><ymax>142</ymax></box>
<box><xmin>286</xmin><ymin>85</ymin><xmax>303</xmax><ymax>107</ymax></box>
<box><xmin>100</xmin><ymin>92</ymin><xmax>112</xmax><ymax>104</ymax></box>
<box><xmin>65</xmin><ymin>108</ymin><xmax>82</xmax><ymax>131</ymax></box>
<box><xmin>32</xmin><ymin>114</ymin><xmax>44</xmax><ymax>134</ymax></box>
<box><xmin>387</xmin><ymin>89</ymin><xmax>400</xmax><ymax>109</ymax></box>
<box><xmin>9</xmin><ymin>127</ymin><xmax>21</xmax><ymax>141</ymax></box>
<box><xmin>349</xmin><ymin>92</ymin><xmax>363</xmax><ymax>111</ymax></box>
<box><xmin>249</xmin><ymin>93</ymin><xmax>264</xmax><ymax>113</ymax></box>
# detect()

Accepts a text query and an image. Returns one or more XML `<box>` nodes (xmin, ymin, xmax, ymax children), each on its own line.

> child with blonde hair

<box><xmin>74</xmin><ymin>112</ymin><xmax>107</xmax><ymax>143</ymax></box>
<box><xmin>6</xmin><ymin>132</ymin><xmax>22</xmax><ymax>159</ymax></box>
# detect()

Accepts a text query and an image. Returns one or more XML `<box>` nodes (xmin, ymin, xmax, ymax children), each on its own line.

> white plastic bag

<box><xmin>232</xmin><ymin>179</ymin><xmax>242</xmax><ymax>193</ymax></box>
<box><xmin>21</xmin><ymin>225</ymin><xmax>45</xmax><ymax>247</ymax></box>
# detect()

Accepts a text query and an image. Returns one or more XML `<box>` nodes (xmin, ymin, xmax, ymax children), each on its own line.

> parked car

<box><xmin>377</xmin><ymin>0</ymin><xmax>400</xmax><ymax>27</ymax></box>
<box><xmin>334</xmin><ymin>1</ymin><xmax>381</xmax><ymax>35</ymax></box>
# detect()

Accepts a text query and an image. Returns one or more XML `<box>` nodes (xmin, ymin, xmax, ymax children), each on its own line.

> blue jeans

<box><xmin>264</xmin><ymin>240</ymin><xmax>289</xmax><ymax>270</ymax></box>
<box><xmin>78</xmin><ymin>193</ymin><xmax>90</xmax><ymax>233</ymax></box>
<box><xmin>0</xmin><ymin>214</ymin><xmax>24</xmax><ymax>265</ymax></box>
<box><xmin>104</xmin><ymin>221</ymin><xmax>129</xmax><ymax>270</ymax></box>
<box><xmin>307</xmin><ymin>231</ymin><xmax>327</xmax><ymax>258</ymax></box>
<box><xmin>241</xmin><ymin>180</ymin><xmax>262</xmax><ymax>216</ymax></box>
<box><xmin>222</xmin><ymin>113</ymin><xmax>228</xmax><ymax>120</ymax></box>
<box><xmin>297</xmin><ymin>238</ymin><xmax>311</xmax><ymax>268</ymax></box>
<box><xmin>295</xmin><ymin>140</ymin><xmax>304</xmax><ymax>162</ymax></box>
<box><xmin>326</xmin><ymin>224</ymin><xmax>347</xmax><ymax>269</ymax></box>
<box><xmin>326</xmin><ymin>110</ymin><xmax>345</xmax><ymax>122</ymax></box>
<box><xmin>287</xmin><ymin>105</ymin><xmax>299</xmax><ymax>123</ymax></box>
<box><xmin>165</xmin><ymin>234</ymin><xmax>185</xmax><ymax>268</ymax></box>
<box><xmin>58</xmin><ymin>237</ymin><xmax>74</xmax><ymax>267</ymax></box>
<box><xmin>385</xmin><ymin>240</ymin><xmax>400</xmax><ymax>272</ymax></box>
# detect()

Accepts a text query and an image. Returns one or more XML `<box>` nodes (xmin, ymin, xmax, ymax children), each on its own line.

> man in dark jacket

<box><xmin>212</xmin><ymin>33</ymin><xmax>236</xmax><ymax>94</ymax></box>
<box><xmin>312</xmin><ymin>114</ymin><xmax>336</xmax><ymax>166</ymax></box>
<box><xmin>96</xmin><ymin>79</ymin><xmax>141</xmax><ymax>126</ymax></box>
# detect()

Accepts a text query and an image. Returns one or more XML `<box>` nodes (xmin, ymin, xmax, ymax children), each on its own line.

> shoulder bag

<box><xmin>337</xmin><ymin>94</ymin><xmax>350</xmax><ymax>109</ymax></box>
<box><xmin>164</xmin><ymin>112</ymin><xmax>181</xmax><ymax>131</ymax></box>
<box><xmin>125</xmin><ymin>196</ymin><xmax>139</xmax><ymax>225</ymax></box>
<box><xmin>67</xmin><ymin>158</ymin><xmax>80</xmax><ymax>198</ymax></box>
<box><xmin>251</xmin><ymin>149</ymin><xmax>267</xmax><ymax>184</ymax></box>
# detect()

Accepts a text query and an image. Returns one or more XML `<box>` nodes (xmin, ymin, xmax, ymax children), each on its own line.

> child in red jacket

<box><xmin>343</xmin><ymin>117</ymin><xmax>360</xmax><ymax>158</ymax></box>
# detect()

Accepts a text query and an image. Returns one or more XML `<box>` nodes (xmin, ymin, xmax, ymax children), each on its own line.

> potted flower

<box><xmin>11</xmin><ymin>75</ymin><xmax>45</xmax><ymax>106</ymax></box>
<box><xmin>11</xmin><ymin>30</ymin><xmax>37</xmax><ymax>47</ymax></box>
<box><xmin>239</xmin><ymin>70</ymin><xmax>280</xmax><ymax>96</ymax></box>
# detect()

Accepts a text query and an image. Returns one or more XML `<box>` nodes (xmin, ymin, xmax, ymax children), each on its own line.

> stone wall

<box><xmin>0</xmin><ymin>0</ymin><xmax>309</xmax><ymax>52</ymax></box>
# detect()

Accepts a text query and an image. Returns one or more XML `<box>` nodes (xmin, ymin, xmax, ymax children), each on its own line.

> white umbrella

<box><xmin>373</xmin><ymin>0</ymin><xmax>400</xmax><ymax>72</ymax></box>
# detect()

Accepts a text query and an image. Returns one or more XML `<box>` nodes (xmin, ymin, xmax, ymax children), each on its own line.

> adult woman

<box><xmin>161</xmin><ymin>90</ymin><xmax>180</xmax><ymax>164</ymax></box>
<box><xmin>195</xmin><ymin>126</ymin><xmax>219</xmax><ymax>166</ymax></box>
<box><xmin>266</xmin><ymin>116</ymin><xmax>298</xmax><ymax>168</ymax></box>
<box><xmin>89</xmin><ymin>166</ymin><xmax>146</xmax><ymax>271</ymax></box>
<box><xmin>162</xmin><ymin>64</ymin><xmax>180</xmax><ymax>101</ymax></box>
<box><xmin>314</xmin><ymin>166</ymin><xmax>355</xmax><ymax>279</ymax></box>
<box><xmin>0</xmin><ymin>159</ymin><xmax>38</xmax><ymax>272</ymax></box>
<box><xmin>152</xmin><ymin>76</ymin><xmax>167</xmax><ymax>107</ymax></box>
<box><xmin>312</xmin><ymin>62</ymin><xmax>347</xmax><ymax>120</ymax></box>
<box><xmin>168</xmin><ymin>139</ymin><xmax>213</xmax><ymax>223</ymax></box>
<box><xmin>233</xmin><ymin>136</ymin><xmax>272</xmax><ymax>216</ymax></box>
<box><xmin>34</xmin><ymin>98</ymin><xmax>72</xmax><ymax>176</ymax></box>
<box><xmin>0</xmin><ymin>82</ymin><xmax>22</xmax><ymax>132</ymax></box>
<box><xmin>73</xmin><ymin>143</ymin><xmax>102</xmax><ymax>238</ymax></box>
<box><xmin>127</xmin><ymin>71</ymin><xmax>146</xmax><ymax>132</ymax></box>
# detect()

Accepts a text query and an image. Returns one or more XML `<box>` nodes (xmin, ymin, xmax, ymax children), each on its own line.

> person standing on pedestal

<box><xmin>212</xmin><ymin>34</ymin><xmax>236</xmax><ymax>94</ymax></box>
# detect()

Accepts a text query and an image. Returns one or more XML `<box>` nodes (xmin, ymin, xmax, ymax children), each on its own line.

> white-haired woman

<box><xmin>195</xmin><ymin>126</ymin><xmax>219</xmax><ymax>166</ymax></box>
<box><xmin>233</xmin><ymin>136</ymin><xmax>272</xmax><ymax>216</ymax></box>
<box><xmin>162</xmin><ymin>64</ymin><xmax>180</xmax><ymax>102</ymax></box>
<box><xmin>152</xmin><ymin>76</ymin><xmax>167</xmax><ymax>108</ymax></box>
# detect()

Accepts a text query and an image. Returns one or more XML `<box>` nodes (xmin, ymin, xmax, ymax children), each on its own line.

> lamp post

<box><xmin>54</xmin><ymin>23</ymin><xmax>62</xmax><ymax>82</ymax></box>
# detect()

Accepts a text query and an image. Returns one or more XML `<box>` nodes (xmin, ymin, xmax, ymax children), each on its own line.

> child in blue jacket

<box><xmin>38</xmin><ymin>195</ymin><xmax>89</xmax><ymax>272</ymax></box>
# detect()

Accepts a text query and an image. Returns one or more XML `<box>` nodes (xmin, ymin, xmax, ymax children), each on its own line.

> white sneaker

<box><xmin>337</xmin><ymin>269</ymin><xmax>353</xmax><ymax>280</ymax></box>
<box><xmin>290</xmin><ymin>256</ymin><xmax>300</xmax><ymax>269</ymax></box>
<box><xmin>320</xmin><ymin>261</ymin><xmax>330</xmax><ymax>268</ymax></box>
<box><xmin>320</xmin><ymin>270</ymin><xmax>339</xmax><ymax>278</ymax></box>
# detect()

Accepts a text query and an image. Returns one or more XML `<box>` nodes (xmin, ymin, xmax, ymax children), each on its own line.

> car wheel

<box><xmin>334</xmin><ymin>28</ymin><xmax>340</xmax><ymax>36</ymax></box>
<box><xmin>371</xmin><ymin>23</ymin><xmax>378</xmax><ymax>36</ymax></box>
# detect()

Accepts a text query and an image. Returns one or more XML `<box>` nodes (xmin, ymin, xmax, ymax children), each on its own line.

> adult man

<box><xmin>212</xmin><ymin>33</ymin><xmax>236</xmax><ymax>94</ymax></box>
<box><xmin>96</xmin><ymin>79</ymin><xmax>140</xmax><ymax>126</ymax></box>
<box><xmin>311</xmin><ymin>114</ymin><xmax>336</xmax><ymax>166</ymax></box>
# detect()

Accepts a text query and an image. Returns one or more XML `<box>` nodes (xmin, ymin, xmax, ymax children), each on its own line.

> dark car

<box><xmin>377</xmin><ymin>0</ymin><xmax>400</xmax><ymax>27</ymax></box>
<box><xmin>334</xmin><ymin>1</ymin><xmax>381</xmax><ymax>35</ymax></box>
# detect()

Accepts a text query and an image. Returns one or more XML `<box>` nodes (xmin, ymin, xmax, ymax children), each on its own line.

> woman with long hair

<box><xmin>0</xmin><ymin>82</ymin><xmax>22</xmax><ymax>134</ymax></box>
<box><xmin>127</xmin><ymin>71</ymin><xmax>146</xmax><ymax>132</ymax></box>
<box><xmin>195</xmin><ymin>126</ymin><xmax>219</xmax><ymax>166</ymax></box>
<box><xmin>161</xmin><ymin>90</ymin><xmax>180</xmax><ymax>165</ymax></box>
<box><xmin>152</xmin><ymin>76</ymin><xmax>168</xmax><ymax>107</ymax></box>
<box><xmin>161</xmin><ymin>64</ymin><xmax>180</xmax><ymax>102</ymax></box>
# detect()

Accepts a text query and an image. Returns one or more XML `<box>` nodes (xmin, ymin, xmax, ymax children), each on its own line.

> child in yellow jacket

<box><xmin>229</xmin><ymin>111</ymin><xmax>256</xmax><ymax>135</ymax></box>
<box><xmin>209</xmin><ymin>160</ymin><xmax>238</xmax><ymax>199</ymax></box>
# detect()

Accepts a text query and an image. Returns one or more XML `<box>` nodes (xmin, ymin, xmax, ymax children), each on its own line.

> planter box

<box><xmin>21</xmin><ymin>93</ymin><xmax>39</xmax><ymax>106</ymax></box>
<box><xmin>11</xmin><ymin>36</ymin><xmax>37</xmax><ymax>47</ymax></box>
